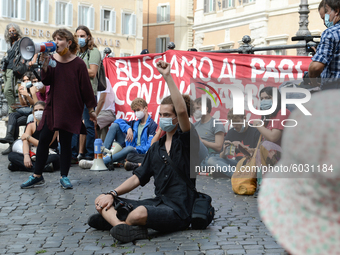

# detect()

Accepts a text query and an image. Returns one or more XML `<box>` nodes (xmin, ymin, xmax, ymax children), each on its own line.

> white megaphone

<box><xmin>19</xmin><ymin>37</ymin><xmax>57</xmax><ymax>67</ymax></box>
<box><xmin>90</xmin><ymin>138</ymin><xmax>108</xmax><ymax>171</ymax></box>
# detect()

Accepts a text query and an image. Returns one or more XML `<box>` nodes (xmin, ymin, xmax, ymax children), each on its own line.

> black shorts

<box><xmin>119</xmin><ymin>197</ymin><xmax>190</xmax><ymax>232</ymax></box>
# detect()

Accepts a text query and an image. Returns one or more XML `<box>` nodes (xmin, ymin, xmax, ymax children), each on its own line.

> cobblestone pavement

<box><xmin>0</xmin><ymin>154</ymin><xmax>287</xmax><ymax>255</ymax></box>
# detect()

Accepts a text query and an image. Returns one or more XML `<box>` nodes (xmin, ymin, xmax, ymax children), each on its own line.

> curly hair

<box><xmin>75</xmin><ymin>25</ymin><xmax>97</xmax><ymax>51</ymax></box>
<box><xmin>161</xmin><ymin>94</ymin><xmax>193</xmax><ymax>117</ymax></box>
<box><xmin>4</xmin><ymin>23</ymin><xmax>23</xmax><ymax>44</ymax></box>
<box><xmin>131</xmin><ymin>98</ymin><xmax>148</xmax><ymax>111</ymax></box>
<box><xmin>52</xmin><ymin>28</ymin><xmax>79</xmax><ymax>55</ymax></box>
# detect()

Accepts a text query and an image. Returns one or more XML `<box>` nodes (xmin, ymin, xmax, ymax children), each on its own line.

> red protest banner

<box><xmin>103</xmin><ymin>50</ymin><xmax>312</xmax><ymax>123</ymax></box>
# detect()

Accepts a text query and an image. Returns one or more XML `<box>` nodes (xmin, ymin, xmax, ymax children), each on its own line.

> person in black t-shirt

<box><xmin>207</xmin><ymin>108</ymin><xmax>260</xmax><ymax>178</ymax></box>
<box><xmin>87</xmin><ymin>60</ymin><xmax>200</xmax><ymax>243</ymax></box>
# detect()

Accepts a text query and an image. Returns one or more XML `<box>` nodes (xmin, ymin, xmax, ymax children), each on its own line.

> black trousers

<box><xmin>34</xmin><ymin>121</ymin><xmax>73</xmax><ymax>176</ymax></box>
<box><xmin>8</xmin><ymin>152</ymin><xmax>60</xmax><ymax>172</ymax></box>
<box><xmin>126</xmin><ymin>152</ymin><xmax>145</xmax><ymax>164</ymax></box>
<box><xmin>8</xmin><ymin>111</ymin><xmax>28</xmax><ymax>140</ymax></box>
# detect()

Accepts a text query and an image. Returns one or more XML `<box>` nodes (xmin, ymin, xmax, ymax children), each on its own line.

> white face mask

<box><xmin>34</xmin><ymin>110</ymin><xmax>43</xmax><ymax>121</ymax></box>
<box><xmin>34</xmin><ymin>82</ymin><xmax>44</xmax><ymax>90</ymax></box>
<box><xmin>135</xmin><ymin>110</ymin><xmax>145</xmax><ymax>120</ymax></box>
<box><xmin>193</xmin><ymin>110</ymin><xmax>202</xmax><ymax>120</ymax></box>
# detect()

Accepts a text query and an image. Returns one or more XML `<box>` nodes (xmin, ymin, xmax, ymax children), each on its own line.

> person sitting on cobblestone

<box><xmin>78</xmin><ymin>97</ymin><xmax>157</xmax><ymax>170</ymax></box>
<box><xmin>87</xmin><ymin>60</ymin><xmax>200</xmax><ymax>243</ymax></box>
<box><xmin>208</xmin><ymin>108</ymin><xmax>261</xmax><ymax>178</ymax></box>
<box><xmin>8</xmin><ymin>101</ymin><xmax>60</xmax><ymax>172</ymax></box>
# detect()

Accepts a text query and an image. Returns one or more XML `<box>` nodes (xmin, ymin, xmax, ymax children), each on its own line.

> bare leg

<box><xmin>79</xmin><ymin>134</ymin><xmax>86</xmax><ymax>154</ymax></box>
<box><xmin>101</xmin><ymin>206</ymin><xmax>147</xmax><ymax>227</ymax></box>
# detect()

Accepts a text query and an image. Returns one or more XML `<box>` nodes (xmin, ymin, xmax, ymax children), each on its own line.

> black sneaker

<box><xmin>124</xmin><ymin>162</ymin><xmax>139</xmax><ymax>171</ymax></box>
<box><xmin>110</xmin><ymin>224</ymin><xmax>148</xmax><ymax>243</ymax></box>
<box><xmin>88</xmin><ymin>214</ymin><xmax>112</xmax><ymax>230</ymax></box>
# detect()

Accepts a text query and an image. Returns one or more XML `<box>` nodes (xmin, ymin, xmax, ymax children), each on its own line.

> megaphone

<box><xmin>19</xmin><ymin>37</ymin><xmax>57</xmax><ymax>65</ymax></box>
<box><xmin>90</xmin><ymin>139</ymin><xmax>108</xmax><ymax>171</ymax></box>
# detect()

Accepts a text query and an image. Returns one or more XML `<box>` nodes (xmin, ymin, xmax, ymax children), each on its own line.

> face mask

<box><xmin>135</xmin><ymin>110</ymin><xmax>145</xmax><ymax>120</ymax></box>
<box><xmin>34</xmin><ymin>110</ymin><xmax>43</xmax><ymax>121</ymax></box>
<box><xmin>193</xmin><ymin>110</ymin><xmax>202</xmax><ymax>119</ymax></box>
<box><xmin>159</xmin><ymin>117</ymin><xmax>177</xmax><ymax>132</ymax></box>
<box><xmin>34</xmin><ymin>82</ymin><xmax>44</xmax><ymax>90</ymax></box>
<box><xmin>260</xmin><ymin>99</ymin><xmax>273</xmax><ymax>110</ymax></box>
<box><xmin>78</xmin><ymin>38</ymin><xmax>86</xmax><ymax>48</ymax></box>
<box><xmin>10</xmin><ymin>32</ymin><xmax>18</xmax><ymax>40</ymax></box>
<box><xmin>58</xmin><ymin>47</ymin><xmax>69</xmax><ymax>56</ymax></box>
<box><xmin>325</xmin><ymin>13</ymin><xmax>334</xmax><ymax>28</ymax></box>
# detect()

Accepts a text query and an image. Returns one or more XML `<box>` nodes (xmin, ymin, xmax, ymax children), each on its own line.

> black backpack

<box><xmin>84</xmin><ymin>50</ymin><xmax>107</xmax><ymax>92</ymax></box>
<box><xmin>12</xmin><ymin>39</ymin><xmax>28</xmax><ymax>79</ymax></box>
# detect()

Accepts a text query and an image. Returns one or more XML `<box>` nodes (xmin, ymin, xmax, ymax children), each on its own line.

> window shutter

<box><xmin>166</xmin><ymin>37</ymin><xmax>170</xmax><ymax>51</ymax></box>
<box><xmin>55</xmin><ymin>1</ymin><xmax>59</xmax><ymax>25</ymax></box>
<box><xmin>131</xmin><ymin>14</ymin><xmax>136</xmax><ymax>36</ymax></box>
<box><xmin>156</xmin><ymin>38</ymin><xmax>161</xmax><ymax>53</ymax></box>
<box><xmin>213</xmin><ymin>0</ymin><xmax>216</xmax><ymax>11</ymax></box>
<box><xmin>110</xmin><ymin>10</ymin><xmax>116</xmax><ymax>33</ymax></box>
<box><xmin>19</xmin><ymin>0</ymin><xmax>26</xmax><ymax>20</ymax></box>
<box><xmin>157</xmin><ymin>6</ymin><xmax>160</xmax><ymax>23</ymax></box>
<box><xmin>121</xmin><ymin>13</ymin><xmax>126</xmax><ymax>34</ymax></box>
<box><xmin>89</xmin><ymin>7</ymin><xmax>94</xmax><ymax>30</ymax></box>
<box><xmin>204</xmin><ymin>0</ymin><xmax>208</xmax><ymax>13</ymax></box>
<box><xmin>166</xmin><ymin>5</ymin><xmax>170</xmax><ymax>22</ymax></box>
<box><xmin>42</xmin><ymin>0</ymin><xmax>49</xmax><ymax>23</ymax></box>
<box><xmin>1</xmin><ymin>0</ymin><xmax>9</xmax><ymax>17</ymax></box>
<box><xmin>120</xmin><ymin>52</ymin><xmax>125</xmax><ymax>57</ymax></box>
<box><xmin>30</xmin><ymin>0</ymin><xmax>35</xmax><ymax>21</ymax></box>
<box><xmin>100</xmin><ymin>9</ymin><xmax>104</xmax><ymax>31</ymax></box>
<box><xmin>66</xmin><ymin>3</ymin><xmax>73</xmax><ymax>27</ymax></box>
<box><xmin>78</xmin><ymin>5</ymin><xmax>81</xmax><ymax>26</ymax></box>
<box><xmin>222</xmin><ymin>0</ymin><xmax>226</xmax><ymax>8</ymax></box>
<box><xmin>1</xmin><ymin>38</ymin><xmax>7</xmax><ymax>51</ymax></box>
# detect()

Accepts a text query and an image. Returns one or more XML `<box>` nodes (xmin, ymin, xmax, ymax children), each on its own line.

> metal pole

<box><xmin>296</xmin><ymin>0</ymin><xmax>311</xmax><ymax>56</ymax></box>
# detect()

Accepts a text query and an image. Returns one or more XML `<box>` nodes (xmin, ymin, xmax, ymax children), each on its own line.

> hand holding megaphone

<box><xmin>40</xmin><ymin>53</ymin><xmax>56</xmax><ymax>68</ymax></box>
<box><xmin>19</xmin><ymin>37</ymin><xmax>56</xmax><ymax>68</ymax></box>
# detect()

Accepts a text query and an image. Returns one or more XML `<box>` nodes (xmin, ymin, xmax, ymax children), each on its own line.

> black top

<box><xmin>30</xmin><ymin>122</ymin><xmax>58</xmax><ymax>150</ymax></box>
<box><xmin>225</xmin><ymin>126</ymin><xmax>261</xmax><ymax>161</ymax></box>
<box><xmin>6</xmin><ymin>40</ymin><xmax>20</xmax><ymax>70</ymax></box>
<box><xmin>133</xmin><ymin>124</ymin><xmax>200</xmax><ymax>220</ymax></box>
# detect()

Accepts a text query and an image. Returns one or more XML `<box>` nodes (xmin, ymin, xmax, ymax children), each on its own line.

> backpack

<box><xmin>12</xmin><ymin>39</ymin><xmax>28</xmax><ymax>79</ymax></box>
<box><xmin>85</xmin><ymin>49</ymin><xmax>107</xmax><ymax>92</ymax></box>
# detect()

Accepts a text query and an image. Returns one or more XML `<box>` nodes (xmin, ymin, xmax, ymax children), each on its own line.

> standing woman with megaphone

<box><xmin>20</xmin><ymin>28</ymin><xmax>97</xmax><ymax>189</ymax></box>
<box><xmin>71</xmin><ymin>26</ymin><xmax>101</xmax><ymax>163</ymax></box>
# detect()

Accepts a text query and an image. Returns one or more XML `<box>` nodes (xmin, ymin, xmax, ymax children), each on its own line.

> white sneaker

<box><xmin>79</xmin><ymin>160</ymin><xmax>94</xmax><ymax>169</ymax></box>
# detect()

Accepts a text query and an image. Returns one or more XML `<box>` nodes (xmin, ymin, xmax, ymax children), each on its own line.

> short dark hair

<box><xmin>194</xmin><ymin>97</ymin><xmax>212</xmax><ymax>113</ymax></box>
<box><xmin>325</xmin><ymin>0</ymin><xmax>340</xmax><ymax>13</ymax></box>
<box><xmin>33</xmin><ymin>101</ymin><xmax>46</xmax><ymax>108</ymax></box>
<box><xmin>259</xmin><ymin>86</ymin><xmax>282</xmax><ymax>119</ymax></box>
<box><xmin>52</xmin><ymin>28</ymin><xmax>79</xmax><ymax>55</ymax></box>
<box><xmin>161</xmin><ymin>94</ymin><xmax>193</xmax><ymax>117</ymax></box>
<box><xmin>319</xmin><ymin>0</ymin><xmax>325</xmax><ymax>10</ymax></box>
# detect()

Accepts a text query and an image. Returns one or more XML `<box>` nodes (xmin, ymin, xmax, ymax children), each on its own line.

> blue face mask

<box><xmin>260</xmin><ymin>99</ymin><xmax>273</xmax><ymax>110</ymax></box>
<box><xmin>325</xmin><ymin>13</ymin><xmax>334</xmax><ymax>28</ymax></box>
<box><xmin>78</xmin><ymin>38</ymin><xmax>86</xmax><ymax>48</ymax></box>
<box><xmin>159</xmin><ymin>117</ymin><xmax>177</xmax><ymax>132</ymax></box>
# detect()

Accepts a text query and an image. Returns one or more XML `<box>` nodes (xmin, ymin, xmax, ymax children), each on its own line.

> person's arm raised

<box><xmin>156</xmin><ymin>60</ymin><xmax>190</xmax><ymax>132</ymax></box>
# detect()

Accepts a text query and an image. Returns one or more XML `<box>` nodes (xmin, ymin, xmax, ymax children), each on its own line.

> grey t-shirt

<box><xmin>194</xmin><ymin>117</ymin><xmax>225</xmax><ymax>153</ymax></box>
<box><xmin>136</xmin><ymin>123</ymin><xmax>145</xmax><ymax>147</ymax></box>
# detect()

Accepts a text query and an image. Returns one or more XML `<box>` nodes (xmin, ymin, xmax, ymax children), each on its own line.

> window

<box><xmin>100</xmin><ymin>9</ymin><xmax>116</xmax><ymax>33</ymax></box>
<box><xmin>242</xmin><ymin>0</ymin><xmax>255</xmax><ymax>4</ymax></box>
<box><xmin>0</xmin><ymin>38</ymin><xmax>8</xmax><ymax>52</ymax></box>
<box><xmin>78</xmin><ymin>5</ymin><xmax>94</xmax><ymax>29</ymax></box>
<box><xmin>1</xmin><ymin>0</ymin><xmax>26</xmax><ymax>19</ymax></box>
<box><xmin>156</xmin><ymin>37</ymin><xmax>170</xmax><ymax>53</ymax></box>
<box><xmin>204</xmin><ymin>0</ymin><xmax>216</xmax><ymax>13</ymax></box>
<box><xmin>30</xmin><ymin>0</ymin><xmax>49</xmax><ymax>23</ymax></box>
<box><xmin>120</xmin><ymin>53</ymin><xmax>131</xmax><ymax>57</ymax></box>
<box><xmin>157</xmin><ymin>4</ymin><xmax>170</xmax><ymax>23</ymax></box>
<box><xmin>55</xmin><ymin>1</ymin><xmax>72</xmax><ymax>26</ymax></box>
<box><xmin>222</xmin><ymin>0</ymin><xmax>235</xmax><ymax>8</ymax></box>
<box><xmin>122</xmin><ymin>13</ymin><xmax>136</xmax><ymax>35</ymax></box>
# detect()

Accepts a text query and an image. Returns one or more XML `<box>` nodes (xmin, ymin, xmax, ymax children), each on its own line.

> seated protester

<box><xmin>8</xmin><ymin>101</ymin><xmax>60</xmax><ymax>172</ymax></box>
<box><xmin>0</xmin><ymin>72</ymin><xmax>47</xmax><ymax>155</ymax></box>
<box><xmin>79</xmin><ymin>98</ymin><xmax>157</xmax><ymax>170</ymax></box>
<box><xmin>253</xmin><ymin>87</ymin><xmax>291</xmax><ymax>182</ymax></box>
<box><xmin>207</xmin><ymin>108</ymin><xmax>261</xmax><ymax>178</ymax></box>
<box><xmin>88</xmin><ymin>60</ymin><xmax>200</xmax><ymax>243</ymax></box>
<box><xmin>124</xmin><ymin>95</ymin><xmax>194</xmax><ymax>171</ymax></box>
<box><xmin>193</xmin><ymin>98</ymin><xmax>224</xmax><ymax>165</ymax></box>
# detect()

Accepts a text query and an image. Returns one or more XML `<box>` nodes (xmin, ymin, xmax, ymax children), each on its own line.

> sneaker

<box><xmin>79</xmin><ymin>160</ymin><xmax>94</xmax><ymax>169</ymax></box>
<box><xmin>106</xmin><ymin>161</ymin><xmax>115</xmax><ymax>171</ymax></box>
<box><xmin>60</xmin><ymin>176</ymin><xmax>73</xmax><ymax>189</ymax></box>
<box><xmin>20</xmin><ymin>175</ymin><xmax>45</xmax><ymax>189</ymax></box>
<box><xmin>77</xmin><ymin>153</ymin><xmax>86</xmax><ymax>161</ymax></box>
<box><xmin>124</xmin><ymin>162</ymin><xmax>140</xmax><ymax>171</ymax></box>
<box><xmin>110</xmin><ymin>224</ymin><xmax>148</xmax><ymax>243</ymax></box>
<box><xmin>88</xmin><ymin>214</ymin><xmax>112</xmax><ymax>230</ymax></box>
<box><xmin>71</xmin><ymin>157</ymin><xmax>78</xmax><ymax>164</ymax></box>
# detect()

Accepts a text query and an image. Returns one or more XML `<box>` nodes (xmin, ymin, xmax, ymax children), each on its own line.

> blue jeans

<box><xmin>103</xmin><ymin>123</ymin><xmax>126</xmax><ymax>149</ymax></box>
<box><xmin>83</xmin><ymin>105</ymin><xmax>95</xmax><ymax>157</ymax></box>
<box><xmin>198</xmin><ymin>140</ymin><xmax>209</xmax><ymax>163</ymax></box>
<box><xmin>206</xmin><ymin>155</ymin><xmax>238</xmax><ymax>178</ymax></box>
<box><xmin>103</xmin><ymin>146</ymin><xmax>137</xmax><ymax>164</ymax></box>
